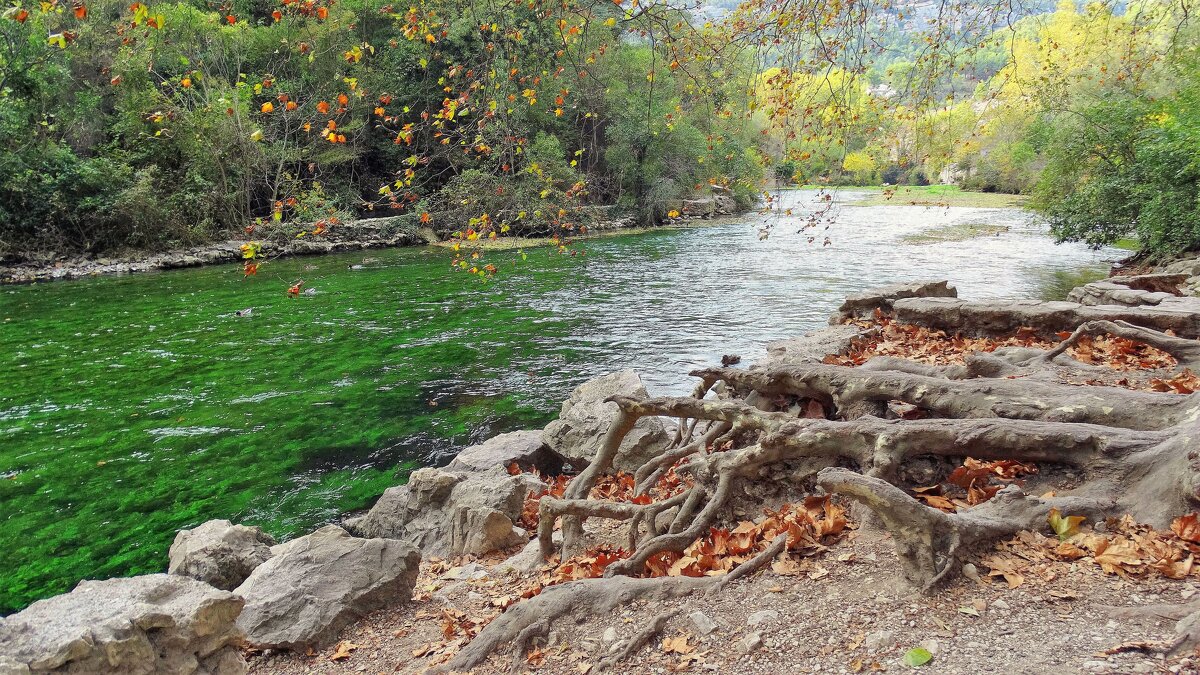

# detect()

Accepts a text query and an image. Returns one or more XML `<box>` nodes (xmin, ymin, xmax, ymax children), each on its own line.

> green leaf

<box><xmin>1048</xmin><ymin>508</ymin><xmax>1085</xmax><ymax>540</ymax></box>
<box><xmin>902</xmin><ymin>648</ymin><xmax>932</xmax><ymax>668</ymax></box>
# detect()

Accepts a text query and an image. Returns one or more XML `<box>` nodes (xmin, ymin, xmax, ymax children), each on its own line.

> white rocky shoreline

<box><xmin>6</xmin><ymin>259</ymin><xmax>1200</xmax><ymax>674</ymax></box>
<box><xmin>0</xmin><ymin>195</ymin><xmax>741</xmax><ymax>284</ymax></box>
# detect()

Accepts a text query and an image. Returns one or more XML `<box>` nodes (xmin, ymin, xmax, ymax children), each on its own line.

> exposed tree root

<box><xmin>816</xmin><ymin>467</ymin><xmax>1113</xmax><ymax>589</ymax></box>
<box><xmin>1039</xmin><ymin>319</ymin><xmax>1200</xmax><ymax>370</ymax></box>
<box><xmin>450</xmin><ymin>289</ymin><xmax>1200</xmax><ymax>669</ymax></box>
<box><xmin>435</xmin><ymin>535</ymin><xmax>784</xmax><ymax>673</ymax></box>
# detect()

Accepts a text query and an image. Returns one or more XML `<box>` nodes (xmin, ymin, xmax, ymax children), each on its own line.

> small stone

<box><xmin>689</xmin><ymin>611</ymin><xmax>719</xmax><ymax>636</ymax></box>
<box><xmin>741</xmin><ymin>632</ymin><xmax>764</xmax><ymax>653</ymax></box>
<box><xmin>919</xmin><ymin>639</ymin><xmax>939</xmax><ymax>656</ymax></box>
<box><xmin>747</xmin><ymin>610</ymin><xmax>780</xmax><ymax>627</ymax></box>
<box><xmin>1082</xmin><ymin>661</ymin><xmax>1111</xmax><ymax>672</ymax></box>
<box><xmin>1130</xmin><ymin>663</ymin><xmax>1155</xmax><ymax>674</ymax></box>
<box><xmin>961</xmin><ymin>563</ymin><xmax>980</xmax><ymax>582</ymax></box>
<box><xmin>602</xmin><ymin>626</ymin><xmax>619</xmax><ymax>644</ymax></box>
<box><xmin>991</xmin><ymin>599</ymin><xmax>1010</xmax><ymax>610</ymax></box>
<box><xmin>1183</xmin><ymin>587</ymin><xmax>1197</xmax><ymax>600</ymax></box>
<box><xmin>865</xmin><ymin>630</ymin><xmax>894</xmax><ymax>652</ymax></box>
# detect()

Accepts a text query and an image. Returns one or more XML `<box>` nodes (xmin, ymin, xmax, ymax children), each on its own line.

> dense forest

<box><xmin>0</xmin><ymin>0</ymin><xmax>1195</xmax><ymax>260</ymax></box>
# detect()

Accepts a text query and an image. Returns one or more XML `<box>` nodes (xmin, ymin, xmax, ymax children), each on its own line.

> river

<box><xmin>0</xmin><ymin>189</ymin><xmax>1119</xmax><ymax>613</ymax></box>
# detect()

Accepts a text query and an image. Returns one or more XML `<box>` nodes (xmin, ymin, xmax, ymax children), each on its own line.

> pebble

<box><xmin>741</xmin><ymin>632</ymin><xmax>764</xmax><ymax>653</ymax></box>
<box><xmin>1082</xmin><ymin>660</ymin><xmax>1111</xmax><ymax>672</ymax></box>
<box><xmin>689</xmin><ymin>611</ymin><xmax>719</xmax><ymax>636</ymax></box>
<box><xmin>991</xmin><ymin>599</ymin><xmax>1010</xmax><ymax>610</ymax></box>
<box><xmin>747</xmin><ymin>610</ymin><xmax>780</xmax><ymax>627</ymax></box>
<box><xmin>961</xmin><ymin>563</ymin><xmax>981</xmax><ymax>582</ymax></box>
<box><xmin>602</xmin><ymin>626</ymin><xmax>619</xmax><ymax>644</ymax></box>
<box><xmin>865</xmin><ymin>630</ymin><xmax>894</xmax><ymax>652</ymax></box>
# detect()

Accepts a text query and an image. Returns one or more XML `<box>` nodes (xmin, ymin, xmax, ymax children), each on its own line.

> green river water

<box><xmin>0</xmin><ymin>190</ymin><xmax>1117</xmax><ymax>613</ymax></box>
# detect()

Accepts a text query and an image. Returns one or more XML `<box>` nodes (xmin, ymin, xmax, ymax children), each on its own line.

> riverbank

<box><xmin>0</xmin><ymin>200</ymin><xmax>745</xmax><ymax>284</ymax></box>
<box><xmin>7</xmin><ymin>267</ymin><xmax>1200</xmax><ymax>674</ymax></box>
<box><xmin>0</xmin><ymin>190</ymin><xmax>1121</xmax><ymax>616</ymax></box>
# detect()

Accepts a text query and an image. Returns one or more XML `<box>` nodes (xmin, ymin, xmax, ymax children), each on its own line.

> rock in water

<box><xmin>0</xmin><ymin>574</ymin><xmax>245</xmax><ymax>674</ymax></box>
<box><xmin>444</xmin><ymin>430</ymin><xmax>562</xmax><ymax>474</ymax></box>
<box><xmin>542</xmin><ymin>370</ymin><xmax>672</xmax><ymax>472</ymax></box>
<box><xmin>345</xmin><ymin>466</ymin><xmax>538</xmax><ymax>557</ymax></box>
<box><xmin>169</xmin><ymin>519</ymin><xmax>276</xmax><ymax>591</ymax></box>
<box><xmin>234</xmin><ymin>525</ymin><xmax>419</xmax><ymax>650</ymax></box>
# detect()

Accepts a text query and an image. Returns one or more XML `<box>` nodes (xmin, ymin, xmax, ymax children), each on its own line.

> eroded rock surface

<box><xmin>169</xmin><ymin>519</ymin><xmax>276</xmax><ymax>591</ymax></box>
<box><xmin>444</xmin><ymin>430</ymin><xmax>561</xmax><ymax>474</ymax></box>
<box><xmin>345</xmin><ymin>467</ymin><xmax>538</xmax><ymax>556</ymax></box>
<box><xmin>0</xmin><ymin>574</ymin><xmax>245</xmax><ymax>674</ymax></box>
<box><xmin>234</xmin><ymin>525</ymin><xmax>419</xmax><ymax>650</ymax></box>
<box><xmin>831</xmin><ymin>280</ymin><xmax>958</xmax><ymax>322</ymax></box>
<box><xmin>543</xmin><ymin>370</ymin><xmax>672</xmax><ymax>472</ymax></box>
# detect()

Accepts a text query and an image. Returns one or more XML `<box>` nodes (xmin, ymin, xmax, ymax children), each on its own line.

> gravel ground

<box><xmin>247</xmin><ymin>531</ymin><xmax>1200</xmax><ymax>675</ymax></box>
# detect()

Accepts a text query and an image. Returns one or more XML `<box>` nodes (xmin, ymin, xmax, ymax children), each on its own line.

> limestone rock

<box><xmin>445</xmin><ymin>430</ymin><xmax>563</xmax><ymax>474</ymax></box>
<box><xmin>681</xmin><ymin>198</ymin><xmax>716</xmax><ymax>218</ymax></box>
<box><xmin>1067</xmin><ymin>273</ymin><xmax>1187</xmax><ymax>306</ymax></box>
<box><xmin>688</xmin><ymin>611</ymin><xmax>719</xmax><ymax>636</ymax></box>
<box><xmin>0</xmin><ymin>574</ymin><xmax>245</xmax><ymax>674</ymax></box>
<box><xmin>168</xmin><ymin>519</ymin><xmax>276</xmax><ymax>591</ymax></box>
<box><xmin>760</xmin><ymin>325</ymin><xmax>872</xmax><ymax>368</ymax></box>
<box><xmin>345</xmin><ymin>466</ymin><xmax>536</xmax><ymax>557</ymax></box>
<box><xmin>894</xmin><ymin>296</ymin><xmax>1200</xmax><ymax>339</ymax></box>
<box><xmin>542</xmin><ymin>370</ymin><xmax>672</xmax><ymax>472</ymax></box>
<box><xmin>714</xmin><ymin>195</ymin><xmax>738</xmax><ymax>214</ymax></box>
<box><xmin>234</xmin><ymin>525</ymin><xmax>419</xmax><ymax>650</ymax></box>
<box><xmin>832</xmin><ymin>280</ymin><xmax>958</xmax><ymax>323</ymax></box>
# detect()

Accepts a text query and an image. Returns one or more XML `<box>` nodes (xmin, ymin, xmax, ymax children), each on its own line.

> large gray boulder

<box><xmin>234</xmin><ymin>525</ymin><xmax>419</xmax><ymax>650</ymax></box>
<box><xmin>0</xmin><ymin>574</ymin><xmax>245</xmax><ymax>675</ymax></box>
<box><xmin>445</xmin><ymin>430</ymin><xmax>562</xmax><ymax>474</ymax></box>
<box><xmin>542</xmin><ymin>370</ymin><xmax>673</xmax><ymax>472</ymax></box>
<box><xmin>345</xmin><ymin>466</ymin><xmax>538</xmax><ymax>557</ymax></box>
<box><xmin>169</xmin><ymin>519</ymin><xmax>276</xmax><ymax>591</ymax></box>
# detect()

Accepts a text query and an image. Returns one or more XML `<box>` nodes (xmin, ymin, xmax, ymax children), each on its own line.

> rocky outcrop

<box><xmin>543</xmin><ymin>370</ymin><xmax>673</xmax><ymax>472</ymax></box>
<box><xmin>345</xmin><ymin>466</ymin><xmax>539</xmax><ymax>557</ymax></box>
<box><xmin>234</xmin><ymin>525</ymin><xmax>419</xmax><ymax>650</ymax></box>
<box><xmin>893</xmin><ymin>296</ymin><xmax>1200</xmax><ymax>339</ymax></box>
<box><xmin>168</xmin><ymin>519</ymin><xmax>276</xmax><ymax>591</ymax></box>
<box><xmin>831</xmin><ymin>280</ymin><xmax>958</xmax><ymax>322</ymax></box>
<box><xmin>444</xmin><ymin>430</ymin><xmax>562</xmax><ymax>474</ymax></box>
<box><xmin>0</xmin><ymin>574</ymin><xmax>245</xmax><ymax>674</ymax></box>
<box><xmin>1067</xmin><ymin>273</ymin><xmax>1188</xmax><ymax>306</ymax></box>
<box><xmin>760</xmin><ymin>325</ymin><xmax>873</xmax><ymax>368</ymax></box>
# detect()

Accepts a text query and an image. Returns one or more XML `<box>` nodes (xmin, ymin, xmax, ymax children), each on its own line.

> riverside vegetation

<box><xmin>0</xmin><ymin>0</ymin><xmax>1197</xmax><ymax>270</ymax></box>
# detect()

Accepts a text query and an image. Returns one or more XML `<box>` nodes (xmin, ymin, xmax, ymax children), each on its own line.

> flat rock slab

<box><xmin>0</xmin><ymin>574</ymin><xmax>245</xmax><ymax>674</ymax></box>
<box><xmin>169</xmin><ymin>519</ymin><xmax>276</xmax><ymax>591</ymax></box>
<box><xmin>894</xmin><ymin>296</ymin><xmax>1200</xmax><ymax>339</ymax></box>
<box><xmin>832</xmin><ymin>280</ymin><xmax>957</xmax><ymax>322</ymax></box>
<box><xmin>760</xmin><ymin>325</ymin><xmax>872</xmax><ymax>368</ymax></box>
<box><xmin>234</xmin><ymin>525</ymin><xmax>419</xmax><ymax>650</ymax></box>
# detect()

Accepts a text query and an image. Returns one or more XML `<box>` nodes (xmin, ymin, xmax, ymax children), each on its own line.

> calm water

<box><xmin>0</xmin><ymin>190</ymin><xmax>1118</xmax><ymax>612</ymax></box>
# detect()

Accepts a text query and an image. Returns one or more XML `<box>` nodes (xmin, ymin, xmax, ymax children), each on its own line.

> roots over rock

<box><xmin>440</xmin><ymin>287</ymin><xmax>1200</xmax><ymax>672</ymax></box>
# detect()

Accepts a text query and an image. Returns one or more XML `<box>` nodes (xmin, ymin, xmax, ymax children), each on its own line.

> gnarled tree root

<box><xmin>434</xmin><ymin>535</ymin><xmax>785</xmax><ymax>673</ymax></box>
<box><xmin>816</xmin><ymin>467</ymin><xmax>1114</xmax><ymax>590</ymax></box>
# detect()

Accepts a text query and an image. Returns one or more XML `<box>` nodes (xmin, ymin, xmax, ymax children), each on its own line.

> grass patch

<box><xmin>1113</xmin><ymin>237</ymin><xmax>1141</xmax><ymax>251</ymax></box>
<box><xmin>848</xmin><ymin>185</ymin><xmax>1027</xmax><ymax>208</ymax></box>
<box><xmin>901</xmin><ymin>222</ymin><xmax>1011</xmax><ymax>244</ymax></box>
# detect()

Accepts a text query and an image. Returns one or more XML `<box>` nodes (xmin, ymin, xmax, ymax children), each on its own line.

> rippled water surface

<box><xmin>0</xmin><ymin>190</ymin><xmax>1119</xmax><ymax>612</ymax></box>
